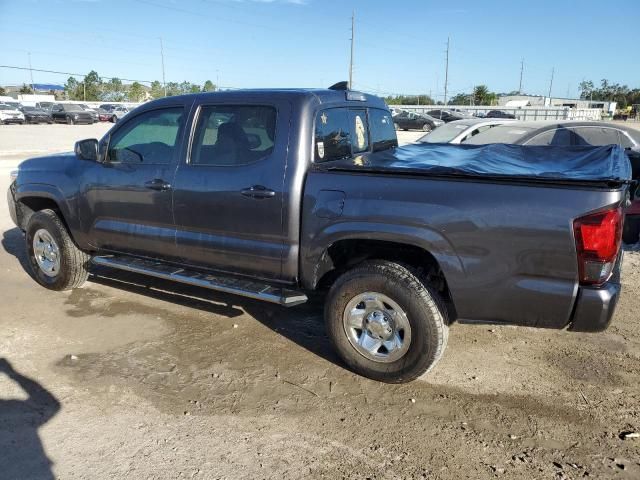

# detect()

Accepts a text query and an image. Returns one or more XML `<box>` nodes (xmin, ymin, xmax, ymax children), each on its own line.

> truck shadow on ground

<box><xmin>1</xmin><ymin>227</ymin><xmax>339</xmax><ymax>369</ymax></box>
<box><xmin>0</xmin><ymin>358</ymin><xmax>60</xmax><ymax>480</ymax></box>
<box><xmin>87</xmin><ymin>266</ymin><xmax>339</xmax><ymax>367</ymax></box>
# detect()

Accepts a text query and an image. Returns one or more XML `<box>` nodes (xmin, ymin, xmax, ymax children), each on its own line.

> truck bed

<box><xmin>301</xmin><ymin>144</ymin><xmax>630</xmax><ymax>329</ymax></box>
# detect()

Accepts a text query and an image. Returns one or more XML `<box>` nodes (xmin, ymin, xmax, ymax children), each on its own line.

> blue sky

<box><xmin>1</xmin><ymin>0</ymin><xmax>638</xmax><ymax>100</ymax></box>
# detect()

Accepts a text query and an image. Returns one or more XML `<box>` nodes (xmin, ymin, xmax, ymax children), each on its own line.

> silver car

<box><xmin>417</xmin><ymin>118</ymin><xmax>515</xmax><ymax>144</ymax></box>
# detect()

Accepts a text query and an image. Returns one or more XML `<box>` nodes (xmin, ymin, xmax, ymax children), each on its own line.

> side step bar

<box><xmin>92</xmin><ymin>255</ymin><xmax>308</xmax><ymax>307</ymax></box>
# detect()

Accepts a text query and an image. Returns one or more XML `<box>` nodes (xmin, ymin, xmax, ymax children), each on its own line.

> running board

<box><xmin>91</xmin><ymin>255</ymin><xmax>308</xmax><ymax>307</ymax></box>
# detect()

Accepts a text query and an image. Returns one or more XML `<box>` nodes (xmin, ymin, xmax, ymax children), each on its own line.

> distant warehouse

<box><xmin>499</xmin><ymin>94</ymin><xmax>615</xmax><ymax>113</ymax></box>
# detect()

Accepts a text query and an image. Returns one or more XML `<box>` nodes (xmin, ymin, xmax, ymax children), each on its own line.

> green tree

<box><xmin>82</xmin><ymin>70</ymin><xmax>103</xmax><ymax>101</ymax></box>
<box><xmin>449</xmin><ymin>93</ymin><xmax>471</xmax><ymax>105</ymax></box>
<box><xmin>165</xmin><ymin>82</ymin><xmax>181</xmax><ymax>96</ymax></box>
<box><xmin>202</xmin><ymin>80</ymin><xmax>216</xmax><ymax>92</ymax></box>
<box><xmin>19</xmin><ymin>84</ymin><xmax>33</xmax><ymax>94</ymax></box>
<box><xmin>472</xmin><ymin>85</ymin><xmax>496</xmax><ymax>105</ymax></box>
<box><xmin>64</xmin><ymin>76</ymin><xmax>81</xmax><ymax>100</ymax></box>
<box><xmin>102</xmin><ymin>77</ymin><xmax>126</xmax><ymax>101</ymax></box>
<box><xmin>0</xmin><ymin>86</ymin><xmax>6</xmax><ymax>96</ymax></box>
<box><xmin>150</xmin><ymin>80</ymin><xmax>165</xmax><ymax>98</ymax></box>
<box><xmin>128</xmin><ymin>82</ymin><xmax>146</xmax><ymax>102</ymax></box>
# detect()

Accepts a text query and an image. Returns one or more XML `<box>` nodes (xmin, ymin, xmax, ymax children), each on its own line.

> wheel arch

<box><xmin>303</xmin><ymin>232</ymin><xmax>464</xmax><ymax>321</ymax></box>
<box><xmin>15</xmin><ymin>185</ymin><xmax>74</xmax><ymax>234</ymax></box>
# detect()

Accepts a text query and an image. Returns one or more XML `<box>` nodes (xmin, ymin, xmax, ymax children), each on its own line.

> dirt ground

<box><xmin>1</xmin><ymin>124</ymin><xmax>639</xmax><ymax>479</ymax></box>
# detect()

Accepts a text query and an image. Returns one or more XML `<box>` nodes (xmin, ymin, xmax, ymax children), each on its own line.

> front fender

<box><xmin>15</xmin><ymin>183</ymin><xmax>80</xmax><ymax>235</ymax></box>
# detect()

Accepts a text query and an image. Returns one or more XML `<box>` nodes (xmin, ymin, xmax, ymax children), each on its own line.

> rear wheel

<box><xmin>422</xmin><ymin>123</ymin><xmax>432</xmax><ymax>132</ymax></box>
<box><xmin>325</xmin><ymin>260</ymin><xmax>448</xmax><ymax>383</ymax></box>
<box><xmin>26</xmin><ymin>209</ymin><xmax>90</xmax><ymax>291</ymax></box>
<box><xmin>111</xmin><ymin>115</ymin><xmax>117</xmax><ymax>123</ymax></box>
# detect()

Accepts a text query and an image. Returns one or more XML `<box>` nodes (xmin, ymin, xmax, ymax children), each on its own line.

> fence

<box><xmin>389</xmin><ymin>105</ymin><xmax>603</xmax><ymax>121</ymax></box>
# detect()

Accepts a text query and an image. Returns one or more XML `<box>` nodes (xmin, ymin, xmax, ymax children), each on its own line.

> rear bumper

<box><xmin>568</xmin><ymin>253</ymin><xmax>622</xmax><ymax>332</ymax></box>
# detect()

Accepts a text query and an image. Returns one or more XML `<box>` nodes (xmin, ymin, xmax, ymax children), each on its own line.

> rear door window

<box><xmin>572</xmin><ymin>127</ymin><xmax>621</xmax><ymax>146</ymax></box>
<box><xmin>526</xmin><ymin>128</ymin><xmax>572</xmax><ymax>146</ymax></box>
<box><xmin>190</xmin><ymin>105</ymin><xmax>276</xmax><ymax>166</ymax></box>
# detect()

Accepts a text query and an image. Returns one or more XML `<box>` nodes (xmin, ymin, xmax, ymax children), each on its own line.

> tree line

<box><xmin>579</xmin><ymin>80</ymin><xmax>640</xmax><ymax>108</ymax></box>
<box><xmin>62</xmin><ymin>70</ymin><xmax>217</xmax><ymax>102</ymax></box>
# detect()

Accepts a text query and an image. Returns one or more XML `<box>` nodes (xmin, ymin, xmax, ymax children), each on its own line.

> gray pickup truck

<box><xmin>7</xmin><ymin>85</ymin><xmax>631</xmax><ymax>383</ymax></box>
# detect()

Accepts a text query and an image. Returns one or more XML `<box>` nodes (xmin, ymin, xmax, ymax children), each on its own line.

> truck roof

<box><xmin>145</xmin><ymin>88</ymin><xmax>388</xmax><ymax>110</ymax></box>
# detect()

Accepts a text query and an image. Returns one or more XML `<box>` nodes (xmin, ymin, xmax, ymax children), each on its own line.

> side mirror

<box><xmin>74</xmin><ymin>138</ymin><xmax>99</xmax><ymax>162</ymax></box>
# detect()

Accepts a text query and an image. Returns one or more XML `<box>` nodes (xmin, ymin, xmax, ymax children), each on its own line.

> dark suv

<box><xmin>51</xmin><ymin>104</ymin><xmax>95</xmax><ymax>125</ymax></box>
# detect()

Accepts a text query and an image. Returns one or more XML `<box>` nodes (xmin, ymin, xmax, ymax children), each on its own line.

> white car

<box><xmin>417</xmin><ymin>118</ymin><xmax>515</xmax><ymax>144</ymax></box>
<box><xmin>110</xmin><ymin>106</ymin><xmax>130</xmax><ymax>122</ymax></box>
<box><xmin>0</xmin><ymin>104</ymin><xmax>25</xmax><ymax>124</ymax></box>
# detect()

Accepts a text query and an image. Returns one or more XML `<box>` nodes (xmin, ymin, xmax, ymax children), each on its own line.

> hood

<box><xmin>18</xmin><ymin>152</ymin><xmax>77</xmax><ymax>172</ymax></box>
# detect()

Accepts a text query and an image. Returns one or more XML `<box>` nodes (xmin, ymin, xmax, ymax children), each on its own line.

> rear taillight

<box><xmin>573</xmin><ymin>207</ymin><xmax>622</xmax><ymax>286</ymax></box>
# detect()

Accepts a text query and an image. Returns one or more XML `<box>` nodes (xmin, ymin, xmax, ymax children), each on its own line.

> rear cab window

<box><xmin>314</xmin><ymin>106</ymin><xmax>397</xmax><ymax>162</ymax></box>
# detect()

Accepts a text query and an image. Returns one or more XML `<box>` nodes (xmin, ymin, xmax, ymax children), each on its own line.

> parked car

<box><xmin>418</xmin><ymin>118</ymin><xmax>515</xmax><ymax>144</ymax></box>
<box><xmin>109</xmin><ymin>106</ymin><xmax>130</xmax><ymax>122</ymax></box>
<box><xmin>393</xmin><ymin>111</ymin><xmax>444</xmax><ymax>132</ymax></box>
<box><xmin>50</xmin><ymin>103</ymin><xmax>95</xmax><ymax>125</ymax></box>
<box><xmin>464</xmin><ymin>120</ymin><xmax>640</xmax><ymax>243</ymax></box>
<box><xmin>485</xmin><ymin>110</ymin><xmax>516</xmax><ymax>119</ymax></box>
<box><xmin>19</xmin><ymin>106</ymin><xmax>53</xmax><ymax>124</ymax></box>
<box><xmin>7</xmin><ymin>88</ymin><xmax>630</xmax><ymax>383</ymax></box>
<box><xmin>2</xmin><ymin>100</ymin><xmax>23</xmax><ymax>111</ymax></box>
<box><xmin>426</xmin><ymin>109</ymin><xmax>464</xmax><ymax>122</ymax></box>
<box><xmin>96</xmin><ymin>108</ymin><xmax>112</xmax><ymax>122</ymax></box>
<box><xmin>0</xmin><ymin>104</ymin><xmax>25</xmax><ymax>124</ymax></box>
<box><xmin>37</xmin><ymin>102</ymin><xmax>54</xmax><ymax>111</ymax></box>
<box><xmin>77</xmin><ymin>104</ymin><xmax>99</xmax><ymax>122</ymax></box>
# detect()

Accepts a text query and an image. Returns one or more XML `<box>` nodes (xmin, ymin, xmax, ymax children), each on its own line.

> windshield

<box><xmin>462</xmin><ymin>125</ymin><xmax>535</xmax><ymax>144</ymax></box>
<box><xmin>22</xmin><ymin>106</ymin><xmax>36</xmax><ymax>111</ymax></box>
<box><xmin>66</xmin><ymin>104</ymin><xmax>84</xmax><ymax>112</ymax></box>
<box><xmin>0</xmin><ymin>105</ymin><xmax>16</xmax><ymax>111</ymax></box>
<box><xmin>419</xmin><ymin>123</ymin><xmax>470</xmax><ymax>143</ymax></box>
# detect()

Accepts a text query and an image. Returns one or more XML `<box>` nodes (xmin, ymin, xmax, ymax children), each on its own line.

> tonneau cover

<box><xmin>322</xmin><ymin>143</ymin><xmax>631</xmax><ymax>183</ymax></box>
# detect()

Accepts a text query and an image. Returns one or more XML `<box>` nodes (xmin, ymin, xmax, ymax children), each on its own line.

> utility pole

<box><xmin>518</xmin><ymin>58</ymin><xmax>524</xmax><ymax>94</ymax></box>
<box><xmin>27</xmin><ymin>52</ymin><xmax>34</xmax><ymax>93</ymax></box>
<box><xmin>159</xmin><ymin>37</ymin><xmax>167</xmax><ymax>97</ymax></box>
<box><xmin>443</xmin><ymin>36</ymin><xmax>450</xmax><ymax>105</ymax></box>
<box><xmin>548</xmin><ymin>67</ymin><xmax>554</xmax><ymax>102</ymax></box>
<box><xmin>349</xmin><ymin>10</ymin><xmax>355</xmax><ymax>89</ymax></box>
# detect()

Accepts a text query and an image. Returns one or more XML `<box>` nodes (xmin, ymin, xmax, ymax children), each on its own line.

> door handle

<box><xmin>144</xmin><ymin>179</ymin><xmax>172</xmax><ymax>191</ymax></box>
<box><xmin>240</xmin><ymin>185</ymin><xmax>275</xmax><ymax>199</ymax></box>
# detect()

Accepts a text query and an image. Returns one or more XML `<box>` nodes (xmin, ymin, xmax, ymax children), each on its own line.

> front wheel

<box><xmin>422</xmin><ymin>123</ymin><xmax>432</xmax><ymax>132</ymax></box>
<box><xmin>66</xmin><ymin>116</ymin><xmax>74</xmax><ymax>125</ymax></box>
<box><xmin>26</xmin><ymin>209</ymin><xmax>90</xmax><ymax>291</ymax></box>
<box><xmin>325</xmin><ymin>260</ymin><xmax>448</xmax><ymax>383</ymax></box>
<box><xmin>111</xmin><ymin>115</ymin><xmax>117</xmax><ymax>123</ymax></box>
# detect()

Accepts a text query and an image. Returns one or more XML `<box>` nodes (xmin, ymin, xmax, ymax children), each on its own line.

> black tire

<box><xmin>394</xmin><ymin>122</ymin><xmax>400</xmax><ymax>131</ymax></box>
<box><xmin>325</xmin><ymin>260</ymin><xmax>448</xmax><ymax>383</ymax></box>
<box><xmin>26</xmin><ymin>209</ymin><xmax>90</xmax><ymax>291</ymax></box>
<box><xmin>111</xmin><ymin>115</ymin><xmax>117</xmax><ymax>123</ymax></box>
<box><xmin>623</xmin><ymin>216</ymin><xmax>640</xmax><ymax>244</ymax></box>
<box><xmin>66</xmin><ymin>116</ymin><xmax>74</xmax><ymax>125</ymax></box>
<box><xmin>422</xmin><ymin>123</ymin><xmax>432</xmax><ymax>132</ymax></box>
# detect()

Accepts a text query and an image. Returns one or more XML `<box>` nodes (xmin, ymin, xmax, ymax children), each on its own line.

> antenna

<box><xmin>444</xmin><ymin>36</ymin><xmax>450</xmax><ymax>105</ymax></box>
<box><xmin>349</xmin><ymin>10</ymin><xmax>355</xmax><ymax>89</ymax></box>
<box><xmin>159</xmin><ymin>37</ymin><xmax>167</xmax><ymax>96</ymax></box>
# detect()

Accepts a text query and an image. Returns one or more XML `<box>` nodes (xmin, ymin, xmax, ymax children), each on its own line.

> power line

<box><xmin>0</xmin><ymin>65</ymin><xmax>155</xmax><ymax>84</ymax></box>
